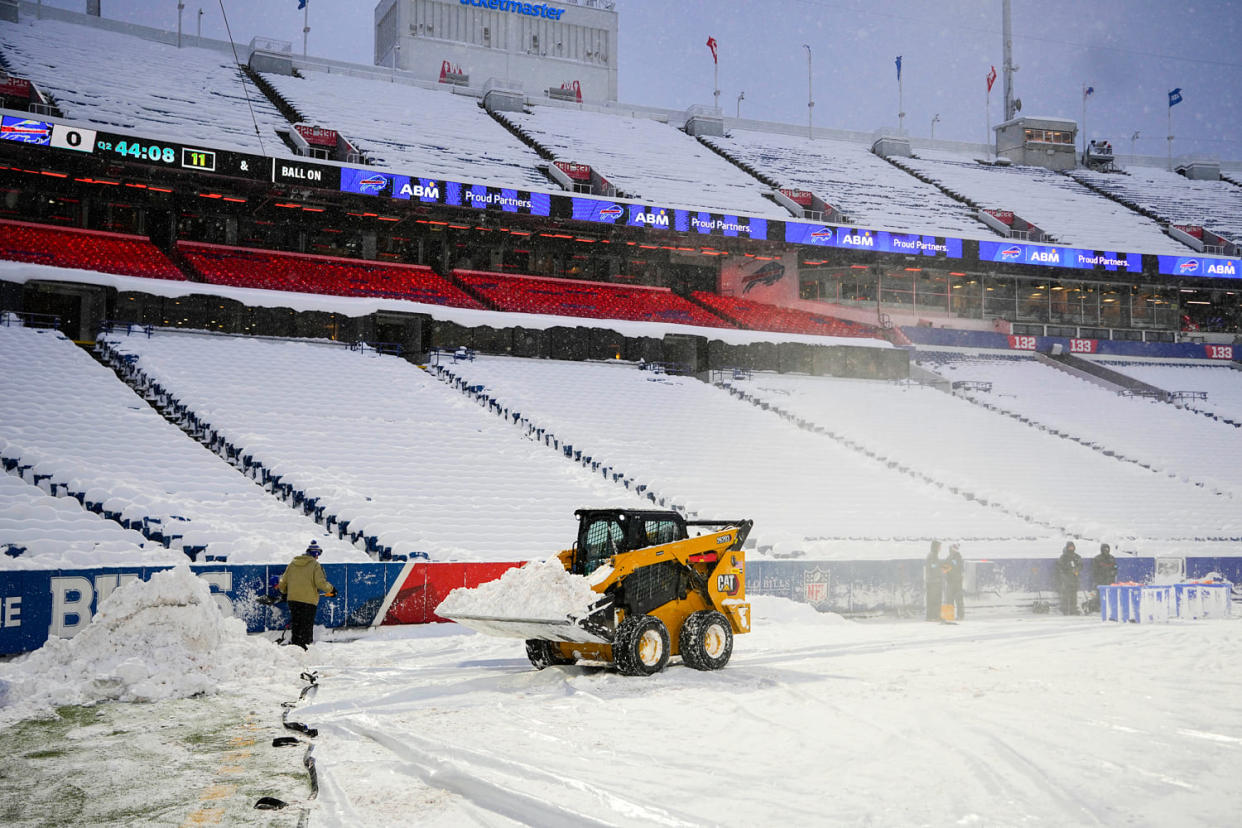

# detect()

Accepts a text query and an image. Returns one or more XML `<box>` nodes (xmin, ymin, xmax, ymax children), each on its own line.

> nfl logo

<box><xmin>803</xmin><ymin>567</ymin><xmax>830</xmax><ymax>609</ymax></box>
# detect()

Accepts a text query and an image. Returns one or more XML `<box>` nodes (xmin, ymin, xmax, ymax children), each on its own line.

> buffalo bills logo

<box><xmin>597</xmin><ymin>204</ymin><xmax>624</xmax><ymax>221</ymax></box>
<box><xmin>358</xmin><ymin>175</ymin><xmax>389</xmax><ymax>194</ymax></box>
<box><xmin>1000</xmin><ymin>245</ymin><xmax>1023</xmax><ymax>261</ymax></box>
<box><xmin>1179</xmin><ymin>259</ymin><xmax>1200</xmax><ymax>274</ymax></box>
<box><xmin>0</xmin><ymin>119</ymin><xmax>51</xmax><ymax>143</ymax></box>
<box><xmin>742</xmin><ymin>261</ymin><xmax>786</xmax><ymax>294</ymax></box>
<box><xmin>809</xmin><ymin>226</ymin><xmax>834</xmax><ymax>239</ymax></box>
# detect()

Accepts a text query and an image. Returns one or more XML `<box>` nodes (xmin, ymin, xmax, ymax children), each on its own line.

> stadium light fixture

<box><xmin>931</xmin><ymin>114</ymin><xmax>941</xmax><ymax>140</ymax></box>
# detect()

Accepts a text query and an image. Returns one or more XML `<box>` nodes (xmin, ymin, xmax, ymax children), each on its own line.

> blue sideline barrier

<box><xmin>0</xmin><ymin>563</ymin><xmax>408</xmax><ymax>656</ymax></box>
<box><xmin>2</xmin><ymin>557</ymin><xmax>1239</xmax><ymax>655</ymax></box>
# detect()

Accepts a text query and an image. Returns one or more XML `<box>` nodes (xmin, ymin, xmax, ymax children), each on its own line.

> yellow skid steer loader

<box><xmin>442</xmin><ymin>509</ymin><xmax>753</xmax><ymax>676</ymax></box>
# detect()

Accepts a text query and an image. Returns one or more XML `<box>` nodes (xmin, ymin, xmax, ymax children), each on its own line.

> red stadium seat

<box><xmin>178</xmin><ymin>242</ymin><xmax>485</xmax><ymax>309</ymax></box>
<box><xmin>691</xmin><ymin>291</ymin><xmax>885</xmax><ymax>340</ymax></box>
<box><xmin>453</xmin><ymin>269</ymin><xmax>735</xmax><ymax>328</ymax></box>
<box><xmin>0</xmin><ymin>219</ymin><xmax>185</xmax><ymax>280</ymax></box>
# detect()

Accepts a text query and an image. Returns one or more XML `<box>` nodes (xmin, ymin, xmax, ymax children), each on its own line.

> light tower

<box><xmin>1002</xmin><ymin>0</ymin><xmax>1019</xmax><ymax>121</ymax></box>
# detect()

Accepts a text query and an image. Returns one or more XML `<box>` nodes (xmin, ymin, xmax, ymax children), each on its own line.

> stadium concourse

<box><xmin>0</xmin><ymin>6</ymin><xmax>1241</xmax><ymax>825</ymax></box>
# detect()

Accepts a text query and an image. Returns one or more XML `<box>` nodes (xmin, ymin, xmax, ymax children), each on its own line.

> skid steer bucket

<box><xmin>440</xmin><ymin>595</ymin><xmax>614</xmax><ymax>644</ymax></box>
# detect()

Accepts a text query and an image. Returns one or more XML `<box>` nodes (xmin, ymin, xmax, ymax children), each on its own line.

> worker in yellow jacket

<box><xmin>278</xmin><ymin>540</ymin><xmax>335</xmax><ymax>648</ymax></box>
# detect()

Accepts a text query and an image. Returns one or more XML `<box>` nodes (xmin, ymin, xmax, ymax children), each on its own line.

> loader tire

<box><xmin>679</xmin><ymin>610</ymin><xmax>733</xmax><ymax>671</ymax></box>
<box><xmin>525</xmin><ymin>639</ymin><xmax>573</xmax><ymax>669</ymax></box>
<box><xmin>613</xmin><ymin>614</ymin><xmax>670</xmax><ymax>676</ymax></box>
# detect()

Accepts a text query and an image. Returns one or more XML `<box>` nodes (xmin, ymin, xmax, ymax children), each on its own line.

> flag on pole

<box><xmin>1168</xmin><ymin>87</ymin><xmax>1183</xmax><ymax>107</ymax></box>
<box><xmin>298</xmin><ymin>0</ymin><xmax>307</xmax><ymax>8</ymax></box>
<box><xmin>1083</xmin><ymin>85</ymin><xmax>1094</xmax><ymax>99</ymax></box>
<box><xmin>895</xmin><ymin>55</ymin><xmax>902</xmax><ymax>82</ymax></box>
<box><xmin>706</xmin><ymin>36</ymin><xmax>718</xmax><ymax>64</ymax></box>
<box><xmin>986</xmin><ymin>65</ymin><xmax>997</xmax><ymax>93</ymax></box>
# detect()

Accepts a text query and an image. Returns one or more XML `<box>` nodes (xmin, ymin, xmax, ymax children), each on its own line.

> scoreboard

<box><xmin>42</xmin><ymin>121</ymin><xmax>265</xmax><ymax>180</ymax></box>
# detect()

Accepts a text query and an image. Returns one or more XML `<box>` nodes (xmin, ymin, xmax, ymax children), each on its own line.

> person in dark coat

<box><xmin>942</xmin><ymin>543</ymin><xmax>965</xmax><ymax>621</ymax></box>
<box><xmin>1092</xmin><ymin>543</ymin><xmax>1118</xmax><ymax>587</ymax></box>
<box><xmin>1086</xmin><ymin>543</ymin><xmax>1119</xmax><ymax>613</ymax></box>
<box><xmin>925</xmin><ymin>540</ymin><xmax>943</xmax><ymax>621</ymax></box>
<box><xmin>1055</xmin><ymin>541</ymin><xmax>1082</xmax><ymax>615</ymax></box>
<box><xmin>278</xmin><ymin>540</ymin><xmax>335</xmax><ymax>649</ymax></box>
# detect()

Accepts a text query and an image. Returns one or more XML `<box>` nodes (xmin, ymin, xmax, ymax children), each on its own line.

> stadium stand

<box><xmin>729</xmin><ymin>369</ymin><xmax>1242</xmax><ymax>544</ymax></box>
<box><xmin>501</xmin><ymin>105</ymin><xmax>786</xmax><ymax>216</ymax></box>
<box><xmin>0</xmin><ymin>466</ymin><xmax>166</xmax><ymax>568</ymax></box>
<box><xmin>1094</xmin><ymin>359</ymin><xmax>1242</xmax><ymax>425</ymax></box>
<box><xmin>892</xmin><ymin>152</ymin><xmax>1191</xmax><ymax>254</ymax></box>
<box><xmin>702</xmin><ymin>129</ymin><xmax>992</xmax><ymax>237</ymax></box>
<box><xmin>0</xmin><ymin>18</ymin><xmax>295</xmax><ymax>157</ymax></box>
<box><xmin>441</xmin><ymin>354</ymin><xmax>1045</xmax><ymax>557</ymax></box>
<box><xmin>916</xmin><ymin>352</ymin><xmax>1242</xmax><ymax>491</ymax></box>
<box><xmin>104</xmin><ymin>329</ymin><xmax>653</xmax><ymax>561</ymax></box>
<box><xmin>179</xmin><ymin>241</ymin><xmax>484</xmax><ymax>308</ymax></box>
<box><xmin>454</xmin><ymin>269</ymin><xmax>735</xmax><ymax>327</ymax></box>
<box><xmin>1069</xmin><ymin>166</ymin><xmax>1242</xmax><ymax>248</ymax></box>
<box><xmin>691</xmin><ymin>291</ymin><xmax>884</xmax><ymax>339</ymax></box>
<box><xmin>0</xmin><ymin>219</ymin><xmax>184</xmax><ymax>280</ymax></box>
<box><xmin>0</xmin><ymin>323</ymin><xmax>359</xmax><ymax>563</ymax></box>
<box><xmin>261</xmin><ymin>70</ymin><xmax>551</xmax><ymax>190</ymax></box>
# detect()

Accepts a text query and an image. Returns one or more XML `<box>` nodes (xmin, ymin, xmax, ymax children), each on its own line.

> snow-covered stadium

<box><xmin>1</xmin><ymin>2</ymin><xmax>1241</xmax><ymax>824</ymax></box>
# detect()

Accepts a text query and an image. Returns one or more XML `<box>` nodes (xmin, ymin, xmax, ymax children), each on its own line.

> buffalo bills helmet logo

<box><xmin>598</xmin><ymin>204</ymin><xmax>624</xmax><ymax>221</ymax></box>
<box><xmin>1000</xmin><ymin>246</ymin><xmax>1023</xmax><ymax>261</ymax></box>
<box><xmin>358</xmin><ymin>175</ymin><xmax>389</xmax><ymax>194</ymax></box>
<box><xmin>742</xmin><ymin>261</ymin><xmax>786</xmax><ymax>294</ymax></box>
<box><xmin>1179</xmin><ymin>259</ymin><xmax>1200</xmax><ymax>274</ymax></box>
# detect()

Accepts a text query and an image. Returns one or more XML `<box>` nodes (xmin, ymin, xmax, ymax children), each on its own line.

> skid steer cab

<box><xmin>527</xmin><ymin>509</ymin><xmax>753</xmax><ymax>675</ymax></box>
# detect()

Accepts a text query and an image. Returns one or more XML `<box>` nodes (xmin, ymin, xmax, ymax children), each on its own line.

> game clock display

<box><xmin>96</xmin><ymin>133</ymin><xmax>216</xmax><ymax>171</ymax></box>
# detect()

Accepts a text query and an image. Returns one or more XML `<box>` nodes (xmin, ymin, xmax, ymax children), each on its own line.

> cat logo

<box><xmin>716</xmin><ymin>573</ymin><xmax>740</xmax><ymax>596</ymax></box>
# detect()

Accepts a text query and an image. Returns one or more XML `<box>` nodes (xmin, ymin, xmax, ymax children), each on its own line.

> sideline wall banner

<box><xmin>0</xmin><ymin>561</ymin><xmax>526</xmax><ymax>655</ymax></box>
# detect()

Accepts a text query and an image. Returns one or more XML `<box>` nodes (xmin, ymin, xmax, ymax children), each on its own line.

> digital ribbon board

<box><xmin>4</xmin><ymin>112</ymin><xmax>1241</xmax><ymax>282</ymax></box>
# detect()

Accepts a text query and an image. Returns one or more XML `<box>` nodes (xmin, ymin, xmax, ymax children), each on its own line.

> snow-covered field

<box><xmin>4</xmin><ymin>572</ymin><xmax>1240</xmax><ymax>827</ymax></box>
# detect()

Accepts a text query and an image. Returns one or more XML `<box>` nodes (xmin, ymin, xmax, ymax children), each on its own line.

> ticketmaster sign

<box><xmin>459</xmin><ymin>0</ymin><xmax>566</xmax><ymax>19</ymax></box>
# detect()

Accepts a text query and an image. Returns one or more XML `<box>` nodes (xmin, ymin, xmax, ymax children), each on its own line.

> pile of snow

<box><xmin>0</xmin><ymin>564</ymin><xmax>295</xmax><ymax>723</ymax></box>
<box><xmin>437</xmin><ymin>559</ymin><xmax>600</xmax><ymax>620</ymax></box>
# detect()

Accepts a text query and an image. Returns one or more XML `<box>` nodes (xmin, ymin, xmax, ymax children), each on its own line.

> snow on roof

<box><xmin>1069</xmin><ymin>165</ymin><xmax>1242</xmax><ymax>247</ymax></box>
<box><xmin>503</xmin><ymin>106</ymin><xmax>787</xmax><ymax>217</ymax></box>
<box><xmin>262</xmin><ymin>69</ymin><xmax>552</xmax><ymax>190</ymax></box>
<box><xmin>894</xmin><ymin>155</ymin><xmax>1191</xmax><ymax>254</ymax></box>
<box><xmin>106</xmin><ymin>330</ymin><xmax>655</xmax><ymax>562</ymax></box>
<box><xmin>0</xmin><ymin>324</ymin><xmax>361</xmax><ymax>566</ymax></box>
<box><xmin>0</xmin><ymin>18</ymin><xmax>297</xmax><ymax>158</ymax></box>
<box><xmin>704</xmin><ymin>129</ymin><xmax>994</xmax><ymax>238</ymax></box>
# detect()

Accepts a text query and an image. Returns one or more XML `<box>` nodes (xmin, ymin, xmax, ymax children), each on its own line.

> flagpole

<box><xmin>986</xmin><ymin>85</ymin><xmax>991</xmax><ymax>160</ymax></box>
<box><xmin>897</xmin><ymin>62</ymin><xmax>905</xmax><ymax>135</ymax></box>
<box><xmin>1167</xmin><ymin>104</ymin><xmax>1173</xmax><ymax>171</ymax></box>
<box><xmin>1081</xmin><ymin>84</ymin><xmax>1087</xmax><ymax>164</ymax></box>
<box><xmin>303</xmin><ymin>0</ymin><xmax>310</xmax><ymax>57</ymax></box>
<box><xmin>714</xmin><ymin>58</ymin><xmax>719</xmax><ymax>113</ymax></box>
